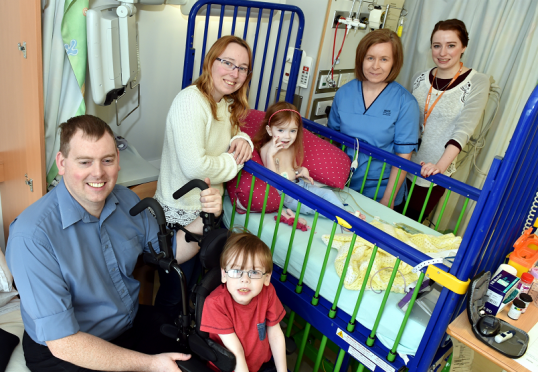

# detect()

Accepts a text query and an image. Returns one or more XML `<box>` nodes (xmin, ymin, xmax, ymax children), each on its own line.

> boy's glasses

<box><xmin>225</xmin><ymin>269</ymin><xmax>267</xmax><ymax>279</ymax></box>
<box><xmin>215</xmin><ymin>58</ymin><xmax>251</xmax><ymax>75</ymax></box>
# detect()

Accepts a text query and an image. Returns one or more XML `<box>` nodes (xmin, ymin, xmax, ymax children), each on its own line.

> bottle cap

<box><xmin>519</xmin><ymin>293</ymin><xmax>533</xmax><ymax>302</ymax></box>
<box><xmin>521</xmin><ymin>272</ymin><xmax>534</xmax><ymax>284</ymax></box>
<box><xmin>513</xmin><ymin>298</ymin><xmax>526</xmax><ymax>308</ymax></box>
<box><xmin>530</xmin><ymin>267</ymin><xmax>538</xmax><ymax>279</ymax></box>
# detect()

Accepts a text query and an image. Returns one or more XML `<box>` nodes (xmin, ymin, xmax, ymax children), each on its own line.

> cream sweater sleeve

<box><xmin>166</xmin><ymin>87</ymin><xmax>242</xmax><ymax>184</ymax></box>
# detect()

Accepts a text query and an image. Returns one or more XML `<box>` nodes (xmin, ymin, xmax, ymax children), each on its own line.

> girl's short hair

<box><xmin>220</xmin><ymin>232</ymin><xmax>273</xmax><ymax>273</ymax></box>
<box><xmin>354</xmin><ymin>29</ymin><xmax>403</xmax><ymax>83</ymax></box>
<box><xmin>252</xmin><ymin>101</ymin><xmax>304</xmax><ymax>167</ymax></box>
<box><xmin>430</xmin><ymin>19</ymin><xmax>469</xmax><ymax>47</ymax></box>
<box><xmin>194</xmin><ymin>36</ymin><xmax>253</xmax><ymax>135</ymax></box>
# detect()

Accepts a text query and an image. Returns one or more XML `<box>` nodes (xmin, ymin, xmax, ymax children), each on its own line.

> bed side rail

<box><xmin>182</xmin><ymin>0</ymin><xmax>305</xmax><ymax>110</ymax></box>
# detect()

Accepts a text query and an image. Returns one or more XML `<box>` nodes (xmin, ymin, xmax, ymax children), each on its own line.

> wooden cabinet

<box><xmin>0</xmin><ymin>0</ymin><xmax>46</xmax><ymax>240</ymax></box>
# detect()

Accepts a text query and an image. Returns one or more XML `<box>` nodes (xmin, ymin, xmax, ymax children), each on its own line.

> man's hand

<box><xmin>150</xmin><ymin>352</ymin><xmax>191</xmax><ymax>372</ymax></box>
<box><xmin>228</xmin><ymin>138</ymin><xmax>252</xmax><ymax>165</ymax></box>
<box><xmin>201</xmin><ymin>178</ymin><xmax>223</xmax><ymax>217</ymax></box>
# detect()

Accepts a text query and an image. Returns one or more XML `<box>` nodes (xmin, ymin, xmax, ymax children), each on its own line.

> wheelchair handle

<box><xmin>130</xmin><ymin>198</ymin><xmax>167</xmax><ymax>235</ymax></box>
<box><xmin>172</xmin><ymin>180</ymin><xmax>215</xmax><ymax>233</ymax></box>
<box><xmin>172</xmin><ymin>179</ymin><xmax>209</xmax><ymax>199</ymax></box>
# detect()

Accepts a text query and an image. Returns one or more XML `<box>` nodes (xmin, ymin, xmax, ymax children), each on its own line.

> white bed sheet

<box><xmin>223</xmin><ymin>187</ymin><xmax>452</xmax><ymax>356</ymax></box>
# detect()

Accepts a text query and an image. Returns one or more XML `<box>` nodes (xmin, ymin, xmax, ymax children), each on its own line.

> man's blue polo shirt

<box><xmin>6</xmin><ymin>179</ymin><xmax>162</xmax><ymax>345</ymax></box>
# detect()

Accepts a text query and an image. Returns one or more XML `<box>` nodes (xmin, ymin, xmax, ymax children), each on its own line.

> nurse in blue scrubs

<box><xmin>329</xmin><ymin>29</ymin><xmax>420</xmax><ymax>210</ymax></box>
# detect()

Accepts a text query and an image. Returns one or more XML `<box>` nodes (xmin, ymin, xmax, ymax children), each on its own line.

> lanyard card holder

<box><xmin>466</xmin><ymin>271</ymin><xmax>529</xmax><ymax>358</ymax></box>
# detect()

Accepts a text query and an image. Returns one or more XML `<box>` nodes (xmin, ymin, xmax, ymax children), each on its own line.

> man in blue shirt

<box><xmin>6</xmin><ymin>115</ymin><xmax>222</xmax><ymax>371</ymax></box>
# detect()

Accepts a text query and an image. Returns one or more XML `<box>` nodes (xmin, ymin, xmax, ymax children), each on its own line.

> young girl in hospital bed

<box><xmin>253</xmin><ymin>101</ymin><xmax>365</xmax><ymax>221</ymax></box>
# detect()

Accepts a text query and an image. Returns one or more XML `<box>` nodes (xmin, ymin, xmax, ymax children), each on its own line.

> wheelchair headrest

<box><xmin>199</xmin><ymin>228</ymin><xmax>230</xmax><ymax>270</ymax></box>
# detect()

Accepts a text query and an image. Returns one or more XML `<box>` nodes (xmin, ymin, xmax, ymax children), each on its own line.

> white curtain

<box><xmin>396</xmin><ymin>0</ymin><xmax>538</xmax><ymax>235</ymax></box>
<box><xmin>42</xmin><ymin>0</ymin><xmax>88</xmax><ymax>186</ymax></box>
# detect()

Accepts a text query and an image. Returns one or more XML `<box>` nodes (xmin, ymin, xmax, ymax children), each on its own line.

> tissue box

<box><xmin>484</xmin><ymin>270</ymin><xmax>520</xmax><ymax>315</ymax></box>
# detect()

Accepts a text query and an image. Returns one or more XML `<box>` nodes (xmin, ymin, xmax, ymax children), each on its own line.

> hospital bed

<box><xmin>182</xmin><ymin>1</ymin><xmax>538</xmax><ymax>371</ymax></box>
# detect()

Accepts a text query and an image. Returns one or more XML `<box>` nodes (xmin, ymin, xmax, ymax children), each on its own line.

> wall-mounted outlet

<box><xmin>315</xmin><ymin>100</ymin><xmax>333</xmax><ymax>116</ymax></box>
<box><xmin>332</xmin><ymin>11</ymin><xmax>357</xmax><ymax>29</ymax></box>
<box><xmin>338</xmin><ymin>73</ymin><xmax>353</xmax><ymax>87</ymax></box>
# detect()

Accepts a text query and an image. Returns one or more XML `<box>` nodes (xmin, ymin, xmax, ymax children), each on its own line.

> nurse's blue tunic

<box><xmin>328</xmin><ymin>79</ymin><xmax>420</xmax><ymax>205</ymax></box>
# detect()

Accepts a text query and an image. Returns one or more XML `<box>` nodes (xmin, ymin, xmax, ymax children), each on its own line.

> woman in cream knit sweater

<box><xmin>154</xmin><ymin>36</ymin><xmax>254</xmax><ymax>314</ymax></box>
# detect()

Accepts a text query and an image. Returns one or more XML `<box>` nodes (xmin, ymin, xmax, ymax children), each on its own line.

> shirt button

<box><xmin>105</xmin><ymin>245</ymin><xmax>109</xmax><ymax>249</ymax></box>
<box><xmin>112</xmin><ymin>268</ymin><xmax>116</xmax><ymax>272</ymax></box>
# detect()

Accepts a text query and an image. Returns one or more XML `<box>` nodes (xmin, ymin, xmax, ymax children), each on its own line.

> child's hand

<box><xmin>296</xmin><ymin>167</ymin><xmax>314</xmax><ymax>185</ymax></box>
<box><xmin>268</xmin><ymin>136</ymin><xmax>283</xmax><ymax>157</ymax></box>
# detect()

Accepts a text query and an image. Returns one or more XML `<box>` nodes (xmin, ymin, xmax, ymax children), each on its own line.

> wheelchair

<box><xmin>130</xmin><ymin>180</ymin><xmax>295</xmax><ymax>372</ymax></box>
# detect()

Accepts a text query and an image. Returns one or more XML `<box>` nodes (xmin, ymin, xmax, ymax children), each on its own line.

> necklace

<box><xmin>433</xmin><ymin>76</ymin><xmax>452</xmax><ymax>96</ymax></box>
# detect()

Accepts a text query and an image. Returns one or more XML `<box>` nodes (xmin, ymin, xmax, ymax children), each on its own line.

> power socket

<box><xmin>315</xmin><ymin>100</ymin><xmax>333</xmax><ymax>116</ymax></box>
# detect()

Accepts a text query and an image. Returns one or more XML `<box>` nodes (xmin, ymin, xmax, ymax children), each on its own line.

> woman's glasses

<box><xmin>225</xmin><ymin>269</ymin><xmax>266</xmax><ymax>279</ymax></box>
<box><xmin>216</xmin><ymin>58</ymin><xmax>251</xmax><ymax>75</ymax></box>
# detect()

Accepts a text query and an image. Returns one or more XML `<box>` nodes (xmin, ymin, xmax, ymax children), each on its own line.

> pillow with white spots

<box><xmin>227</xmin><ymin>110</ymin><xmax>351</xmax><ymax>213</ymax></box>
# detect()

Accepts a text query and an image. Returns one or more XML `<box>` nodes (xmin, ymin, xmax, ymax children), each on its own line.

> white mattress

<box><xmin>223</xmin><ymin>187</ymin><xmax>452</xmax><ymax>356</ymax></box>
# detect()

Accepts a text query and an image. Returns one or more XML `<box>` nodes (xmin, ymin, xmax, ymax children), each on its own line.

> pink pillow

<box><xmin>227</xmin><ymin>110</ymin><xmax>351</xmax><ymax>213</ymax></box>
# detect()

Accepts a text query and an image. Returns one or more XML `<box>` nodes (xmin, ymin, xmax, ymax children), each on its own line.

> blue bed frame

<box><xmin>182</xmin><ymin>1</ymin><xmax>538</xmax><ymax>371</ymax></box>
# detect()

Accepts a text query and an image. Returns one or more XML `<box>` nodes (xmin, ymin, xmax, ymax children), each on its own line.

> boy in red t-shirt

<box><xmin>200</xmin><ymin>232</ymin><xmax>286</xmax><ymax>372</ymax></box>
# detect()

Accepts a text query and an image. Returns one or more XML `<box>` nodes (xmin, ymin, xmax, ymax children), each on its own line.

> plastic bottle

<box><xmin>519</xmin><ymin>293</ymin><xmax>532</xmax><ymax>313</ymax></box>
<box><xmin>508</xmin><ymin>298</ymin><xmax>525</xmax><ymax>320</ymax></box>
<box><xmin>520</xmin><ymin>272</ymin><xmax>534</xmax><ymax>294</ymax></box>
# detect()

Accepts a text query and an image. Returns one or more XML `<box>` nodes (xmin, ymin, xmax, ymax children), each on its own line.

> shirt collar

<box><xmin>57</xmin><ymin>178</ymin><xmax>119</xmax><ymax>229</ymax></box>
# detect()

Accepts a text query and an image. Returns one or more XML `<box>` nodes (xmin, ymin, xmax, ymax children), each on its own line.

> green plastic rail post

<box><xmin>296</xmin><ymin>212</ymin><xmax>319</xmax><ymax>294</ymax></box>
<box><xmin>388</xmin><ymin>272</ymin><xmax>426</xmax><ymax>362</ymax></box>
<box><xmin>360</xmin><ymin>157</ymin><xmax>372</xmax><ymax>194</ymax></box>
<box><xmin>388</xmin><ymin>168</ymin><xmax>402</xmax><ymax>208</ymax></box>
<box><xmin>313</xmin><ymin>335</ymin><xmax>328</xmax><ymax>372</ymax></box>
<box><xmin>435</xmin><ymin>190</ymin><xmax>452</xmax><ymax>232</ymax></box>
<box><xmin>418</xmin><ymin>183</ymin><xmax>434</xmax><ymax>223</ymax></box>
<box><xmin>367</xmin><ymin>259</ymin><xmax>401</xmax><ymax>346</ymax></box>
<box><xmin>329</xmin><ymin>234</ymin><xmax>358</xmax><ymax>318</ymax></box>
<box><xmin>270</xmin><ymin>194</ymin><xmax>286</xmax><ymax>255</ymax></box>
<box><xmin>312</xmin><ymin>222</ymin><xmax>338</xmax><ymax>306</ymax></box>
<box><xmin>294</xmin><ymin>322</ymin><xmax>311</xmax><ymax>372</ymax></box>
<box><xmin>356</xmin><ymin>363</ymin><xmax>365</xmax><ymax>372</ymax></box>
<box><xmin>454</xmin><ymin>198</ymin><xmax>470</xmax><ymax>235</ymax></box>
<box><xmin>257</xmin><ymin>183</ymin><xmax>271</xmax><ymax>237</ymax></box>
<box><xmin>281</xmin><ymin>203</ymin><xmax>302</xmax><ymax>282</ymax></box>
<box><xmin>402</xmin><ymin>175</ymin><xmax>417</xmax><ymax>216</ymax></box>
<box><xmin>373</xmin><ymin>162</ymin><xmax>387</xmax><ymax>201</ymax></box>
<box><xmin>333</xmin><ymin>349</ymin><xmax>346</xmax><ymax>372</ymax></box>
<box><xmin>348</xmin><ymin>245</ymin><xmax>379</xmax><ymax>332</ymax></box>
<box><xmin>286</xmin><ymin>311</ymin><xmax>296</xmax><ymax>338</ymax></box>
<box><xmin>229</xmin><ymin>171</ymin><xmax>242</xmax><ymax>228</ymax></box>
<box><xmin>244</xmin><ymin>176</ymin><xmax>256</xmax><ymax>229</ymax></box>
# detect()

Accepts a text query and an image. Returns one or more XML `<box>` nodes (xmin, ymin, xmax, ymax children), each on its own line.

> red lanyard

<box><xmin>423</xmin><ymin>62</ymin><xmax>463</xmax><ymax>131</ymax></box>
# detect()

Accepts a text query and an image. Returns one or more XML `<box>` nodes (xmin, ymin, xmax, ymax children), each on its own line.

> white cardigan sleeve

<box><xmin>166</xmin><ymin>89</ymin><xmax>242</xmax><ymax>184</ymax></box>
<box><xmin>450</xmin><ymin>72</ymin><xmax>490</xmax><ymax>148</ymax></box>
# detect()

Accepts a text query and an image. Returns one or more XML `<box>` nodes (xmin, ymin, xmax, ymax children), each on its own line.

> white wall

<box><xmin>85</xmin><ymin>0</ymin><xmax>330</xmax><ymax>164</ymax></box>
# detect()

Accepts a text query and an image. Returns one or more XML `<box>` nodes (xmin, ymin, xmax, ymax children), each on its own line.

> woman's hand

<box><xmin>228</xmin><ymin>138</ymin><xmax>252</xmax><ymax>165</ymax></box>
<box><xmin>267</xmin><ymin>136</ymin><xmax>284</xmax><ymax>158</ymax></box>
<box><xmin>296</xmin><ymin>167</ymin><xmax>314</xmax><ymax>185</ymax></box>
<box><xmin>200</xmin><ymin>178</ymin><xmax>222</xmax><ymax>217</ymax></box>
<box><xmin>420</xmin><ymin>162</ymin><xmax>442</xmax><ymax>178</ymax></box>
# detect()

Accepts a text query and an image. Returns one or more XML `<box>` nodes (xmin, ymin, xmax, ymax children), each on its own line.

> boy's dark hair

<box><xmin>59</xmin><ymin>115</ymin><xmax>115</xmax><ymax>157</ymax></box>
<box><xmin>220</xmin><ymin>232</ymin><xmax>273</xmax><ymax>273</ymax></box>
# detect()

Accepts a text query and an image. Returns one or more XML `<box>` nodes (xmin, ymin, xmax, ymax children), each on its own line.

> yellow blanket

<box><xmin>322</xmin><ymin>220</ymin><xmax>461</xmax><ymax>293</ymax></box>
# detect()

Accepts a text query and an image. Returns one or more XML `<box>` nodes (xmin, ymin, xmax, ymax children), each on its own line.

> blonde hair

<box><xmin>194</xmin><ymin>36</ymin><xmax>253</xmax><ymax>135</ymax></box>
<box><xmin>220</xmin><ymin>232</ymin><xmax>273</xmax><ymax>273</ymax></box>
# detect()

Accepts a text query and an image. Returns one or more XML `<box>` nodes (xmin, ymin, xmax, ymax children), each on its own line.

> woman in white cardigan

<box><xmin>154</xmin><ymin>36</ymin><xmax>254</xmax><ymax>314</ymax></box>
<box><xmin>405</xmin><ymin>19</ymin><xmax>490</xmax><ymax>222</ymax></box>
